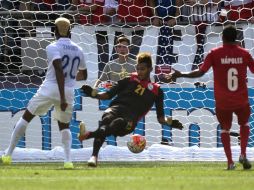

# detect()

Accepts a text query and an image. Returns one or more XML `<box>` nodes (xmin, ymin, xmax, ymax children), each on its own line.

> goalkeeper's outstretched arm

<box><xmin>158</xmin><ymin>116</ymin><xmax>183</xmax><ymax>130</ymax></box>
<box><xmin>80</xmin><ymin>84</ymin><xmax>111</xmax><ymax>100</ymax></box>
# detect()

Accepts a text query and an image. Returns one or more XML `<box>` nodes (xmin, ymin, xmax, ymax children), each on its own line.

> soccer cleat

<box><xmin>239</xmin><ymin>155</ymin><xmax>252</xmax><ymax>170</ymax></box>
<box><xmin>78</xmin><ymin>122</ymin><xmax>90</xmax><ymax>142</ymax></box>
<box><xmin>87</xmin><ymin>156</ymin><xmax>97</xmax><ymax>167</ymax></box>
<box><xmin>64</xmin><ymin>162</ymin><xmax>74</xmax><ymax>169</ymax></box>
<box><xmin>0</xmin><ymin>155</ymin><xmax>12</xmax><ymax>165</ymax></box>
<box><xmin>227</xmin><ymin>163</ymin><xmax>236</xmax><ymax>170</ymax></box>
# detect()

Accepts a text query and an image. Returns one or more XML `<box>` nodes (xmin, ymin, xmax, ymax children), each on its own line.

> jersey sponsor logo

<box><xmin>221</xmin><ymin>57</ymin><xmax>243</xmax><ymax>64</ymax></box>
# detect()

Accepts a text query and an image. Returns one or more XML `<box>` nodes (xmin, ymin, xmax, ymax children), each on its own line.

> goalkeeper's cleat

<box><xmin>239</xmin><ymin>155</ymin><xmax>252</xmax><ymax>170</ymax></box>
<box><xmin>64</xmin><ymin>162</ymin><xmax>74</xmax><ymax>169</ymax></box>
<box><xmin>0</xmin><ymin>155</ymin><xmax>12</xmax><ymax>165</ymax></box>
<box><xmin>78</xmin><ymin>122</ymin><xmax>90</xmax><ymax>142</ymax></box>
<box><xmin>87</xmin><ymin>156</ymin><xmax>97</xmax><ymax>167</ymax></box>
<box><xmin>227</xmin><ymin>163</ymin><xmax>236</xmax><ymax>170</ymax></box>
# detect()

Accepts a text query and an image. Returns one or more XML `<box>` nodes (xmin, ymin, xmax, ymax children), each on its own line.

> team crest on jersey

<box><xmin>147</xmin><ymin>83</ymin><xmax>154</xmax><ymax>91</ymax></box>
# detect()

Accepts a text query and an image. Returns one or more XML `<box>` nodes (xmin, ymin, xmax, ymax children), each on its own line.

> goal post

<box><xmin>1</xmin><ymin>10</ymin><xmax>254</xmax><ymax>162</ymax></box>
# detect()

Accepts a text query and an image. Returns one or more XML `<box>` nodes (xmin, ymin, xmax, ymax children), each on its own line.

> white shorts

<box><xmin>27</xmin><ymin>93</ymin><xmax>73</xmax><ymax>124</ymax></box>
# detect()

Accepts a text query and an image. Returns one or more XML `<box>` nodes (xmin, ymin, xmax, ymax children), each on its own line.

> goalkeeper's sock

<box><xmin>92</xmin><ymin>137</ymin><xmax>105</xmax><ymax>157</ymax></box>
<box><xmin>6</xmin><ymin>117</ymin><xmax>28</xmax><ymax>156</ymax></box>
<box><xmin>221</xmin><ymin>132</ymin><xmax>233</xmax><ymax>164</ymax></box>
<box><xmin>61</xmin><ymin>129</ymin><xmax>72</xmax><ymax>163</ymax></box>
<box><xmin>240</xmin><ymin>125</ymin><xmax>250</xmax><ymax>157</ymax></box>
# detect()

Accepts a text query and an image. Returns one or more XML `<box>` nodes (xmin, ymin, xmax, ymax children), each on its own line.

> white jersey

<box><xmin>37</xmin><ymin>38</ymin><xmax>86</xmax><ymax>103</ymax></box>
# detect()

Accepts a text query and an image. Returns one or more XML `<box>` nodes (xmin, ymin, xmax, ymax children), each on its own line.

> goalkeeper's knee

<box><xmin>107</xmin><ymin>118</ymin><xmax>129</xmax><ymax>137</ymax></box>
<box><xmin>93</xmin><ymin>126</ymin><xmax>107</xmax><ymax>139</ymax></box>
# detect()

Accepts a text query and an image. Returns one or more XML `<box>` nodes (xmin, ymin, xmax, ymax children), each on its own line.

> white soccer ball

<box><xmin>127</xmin><ymin>134</ymin><xmax>146</xmax><ymax>153</ymax></box>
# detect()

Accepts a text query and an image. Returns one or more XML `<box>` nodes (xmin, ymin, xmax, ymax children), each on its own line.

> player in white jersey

<box><xmin>0</xmin><ymin>17</ymin><xmax>87</xmax><ymax>169</ymax></box>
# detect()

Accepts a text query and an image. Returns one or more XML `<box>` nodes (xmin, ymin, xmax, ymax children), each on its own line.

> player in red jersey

<box><xmin>167</xmin><ymin>25</ymin><xmax>254</xmax><ymax>170</ymax></box>
<box><xmin>79</xmin><ymin>52</ymin><xmax>183</xmax><ymax>167</ymax></box>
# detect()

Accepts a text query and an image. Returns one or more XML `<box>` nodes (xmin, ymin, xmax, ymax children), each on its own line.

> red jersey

<box><xmin>117</xmin><ymin>0</ymin><xmax>152</xmax><ymax>23</ymax></box>
<box><xmin>79</xmin><ymin>0</ymin><xmax>106</xmax><ymax>24</ymax></box>
<box><xmin>200</xmin><ymin>44</ymin><xmax>254</xmax><ymax>109</ymax></box>
<box><xmin>224</xmin><ymin>0</ymin><xmax>254</xmax><ymax>21</ymax></box>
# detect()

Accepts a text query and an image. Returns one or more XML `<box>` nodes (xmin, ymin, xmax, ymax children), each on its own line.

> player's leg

<box><xmin>87</xmin><ymin>136</ymin><xmax>106</xmax><ymax>167</ymax></box>
<box><xmin>58</xmin><ymin>121</ymin><xmax>73</xmax><ymax>169</ymax></box>
<box><xmin>79</xmin><ymin>111</ymin><xmax>116</xmax><ymax>141</ymax></box>
<box><xmin>2</xmin><ymin>94</ymin><xmax>53</xmax><ymax>164</ymax></box>
<box><xmin>54</xmin><ymin>102</ymin><xmax>73</xmax><ymax>169</ymax></box>
<box><xmin>1</xmin><ymin>93</ymin><xmax>53</xmax><ymax>164</ymax></box>
<box><xmin>87</xmin><ymin>117</ymin><xmax>132</xmax><ymax>167</ymax></box>
<box><xmin>105</xmin><ymin>117</ymin><xmax>133</xmax><ymax>137</ymax></box>
<box><xmin>86</xmin><ymin>112</ymin><xmax>117</xmax><ymax>167</ymax></box>
<box><xmin>235</xmin><ymin>104</ymin><xmax>252</xmax><ymax>169</ymax></box>
<box><xmin>216</xmin><ymin>107</ymin><xmax>235</xmax><ymax>170</ymax></box>
<box><xmin>1</xmin><ymin>109</ymin><xmax>35</xmax><ymax>164</ymax></box>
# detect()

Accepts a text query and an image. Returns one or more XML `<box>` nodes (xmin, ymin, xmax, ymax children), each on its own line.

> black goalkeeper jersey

<box><xmin>106</xmin><ymin>73</ymin><xmax>165</xmax><ymax>122</ymax></box>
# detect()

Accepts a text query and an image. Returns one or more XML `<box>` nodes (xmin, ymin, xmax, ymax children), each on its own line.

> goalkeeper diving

<box><xmin>79</xmin><ymin>52</ymin><xmax>183</xmax><ymax>167</ymax></box>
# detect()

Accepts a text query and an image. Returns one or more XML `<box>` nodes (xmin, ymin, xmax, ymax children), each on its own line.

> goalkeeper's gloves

<box><xmin>80</xmin><ymin>85</ymin><xmax>98</xmax><ymax>98</ymax></box>
<box><xmin>166</xmin><ymin>117</ymin><xmax>183</xmax><ymax>130</ymax></box>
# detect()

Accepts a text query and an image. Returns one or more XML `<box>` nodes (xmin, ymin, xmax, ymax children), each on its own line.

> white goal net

<box><xmin>0</xmin><ymin>1</ymin><xmax>254</xmax><ymax>162</ymax></box>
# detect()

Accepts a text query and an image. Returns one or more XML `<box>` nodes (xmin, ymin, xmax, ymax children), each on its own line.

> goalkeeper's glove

<box><xmin>166</xmin><ymin>117</ymin><xmax>183</xmax><ymax>130</ymax></box>
<box><xmin>81</xmin><ymin>85</ymin><xmax>98</xmax><ymax>98</ymax></box>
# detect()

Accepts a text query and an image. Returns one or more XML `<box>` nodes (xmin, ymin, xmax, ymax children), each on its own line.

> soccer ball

<box><xmin>127</xmin><ymin>134</ymin><xmax>146</xmax><ymax>153</ymax></box>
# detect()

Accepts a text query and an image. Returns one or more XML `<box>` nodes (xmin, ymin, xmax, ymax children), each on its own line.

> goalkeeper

<box><xmin>79</xmin><ymin>52</ymin><xmax>183</xmax><ymax>167</ymax></box>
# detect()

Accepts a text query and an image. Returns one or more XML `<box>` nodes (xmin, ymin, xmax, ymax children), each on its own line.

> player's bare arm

<box><xmin>166</xmin><ymin>69</ymin><xmax>205</xmax><ymax>82</ymax></box>
<box><xmin>76</xmin><ymin>69</ymin><xmax>88</xmax><ymax>81</ymax></box>
<box><xmin>53</xmin><ymin>59</ymin><xmax>67</xmax><ymax>111</ymax></box>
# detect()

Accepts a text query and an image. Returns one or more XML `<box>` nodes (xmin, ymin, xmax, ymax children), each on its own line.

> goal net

<box><xmin>0</xmin><ymin>1</ymin><xmax>254</xmax><ymax>162</ymax></box>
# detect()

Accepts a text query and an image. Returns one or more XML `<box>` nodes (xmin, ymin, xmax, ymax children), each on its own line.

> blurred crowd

<box><xmin>0</xmin><ymin>0</ymin><xmax>253</xmax><ymax>25</ymax></box>
<box><xmin>0</xmin><ymin>0</ymin><xmax>254</xmax><ymax>75</ymax></box>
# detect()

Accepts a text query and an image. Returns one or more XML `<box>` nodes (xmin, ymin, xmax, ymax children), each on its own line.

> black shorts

<box><xmin>101</xmin><ymin>106</ymin><xmax>136</xmax><ymax>137</ymax></box>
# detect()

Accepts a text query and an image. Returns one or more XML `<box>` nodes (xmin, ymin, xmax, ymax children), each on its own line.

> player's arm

<box><xmin>76</xmin><ymin>69</ymin><xmax>87</xmax><ymax>81</ymax></box>
<box><xmin>81</xmin><ymin>77</ymin><xmax>128</xmax><ymax>99</ymax></box>
<box><xmin>158</xmin><ymin>116</ymin><xmax>183</xmax><ymax>130</ymax></box>
<box><xmin>53</xmin><ymin>59</ymin><xmax>67</xmax><ymax>111</ymax></box>
<box><xmin>81</xmin><ymin>84</ymin><xmax>110</xmax><ymax>100</ymax></box>
<box><xmin>166</xmin><ymin>51</ymin><xmax>213</xmax><ymax>82</ymax></box>
<box><xmin>175</xmin><ymin>69</ymin><xmax>205</xmax><ymax>78</ymax></box>
<box><xmin>246</xmin><ymin>52</ymin><xmax>254</xmax><ymax>73</ymax></box>
<box><xmin>76</xmin><ymin>50</ymin><xmax>87</xmax><ymax>81</ymax></box>
<box><xmin>164</xmin><ymin>69</ymin><xmax>205</xmax><ymax>83</ymax></box>
<box><xmin>80</xmin><ymin>85</ymin><xmax>119</xmax><ymax>100</ymax></box>
<box><xmin>155</xmin><ymin>88</ymin><xmax>183</xmax><ymax>130</ymax></box>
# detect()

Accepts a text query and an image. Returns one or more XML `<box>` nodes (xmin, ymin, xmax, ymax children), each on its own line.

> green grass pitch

<box><xmin>0</xmin><ymin>162</ymin><xmax>254</xmax><ymax>190</ymax></box>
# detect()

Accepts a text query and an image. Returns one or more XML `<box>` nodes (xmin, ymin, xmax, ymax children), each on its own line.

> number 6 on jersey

<box><xmin>227</xmin><ymin>68</ymin><xmax>238</xmax><ymax>91</ymax></box>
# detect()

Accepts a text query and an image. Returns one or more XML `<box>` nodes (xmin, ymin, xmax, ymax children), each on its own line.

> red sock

<box><xmin>240</xmin><ymin>126</ymin><xmax>250</xmax><ymax>157</ymax></box>
<box><xmin>221</xmin><ymin>132</ymin><xmax>233</xmax><ymax>164</ymax></box>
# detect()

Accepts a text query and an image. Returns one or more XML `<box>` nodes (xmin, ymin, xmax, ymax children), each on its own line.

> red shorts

<box><xmin>216</xmin><ymin>104</ymin><xmax>250</xmax><ymax>130</ymax></box>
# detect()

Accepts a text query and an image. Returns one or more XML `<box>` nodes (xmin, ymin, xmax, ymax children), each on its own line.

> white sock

<box><xmin>61</xmin><ymin>129</ymin><xmax>72</xmax><ymax>163</ymax></box>
<box><xmin>6</xmin><ymin>117</ymin><xmax>28</xmax><ymax>156</ymax></box>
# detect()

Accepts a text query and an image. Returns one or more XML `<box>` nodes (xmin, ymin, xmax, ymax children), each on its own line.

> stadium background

<box><xmin>0</xmin><ymin>3</ymin><xmax>254</xmax><ymax>162</ymax></box>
